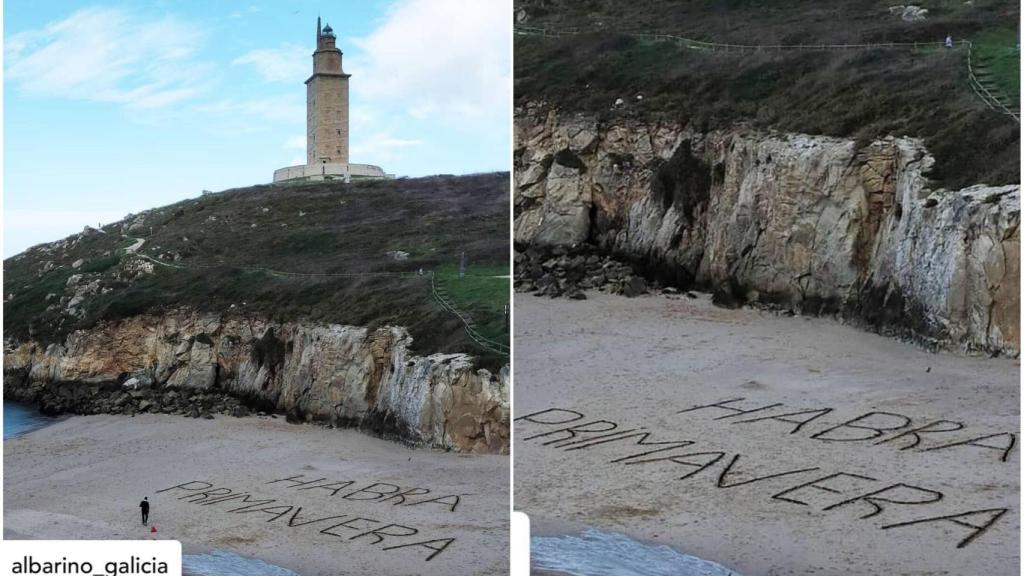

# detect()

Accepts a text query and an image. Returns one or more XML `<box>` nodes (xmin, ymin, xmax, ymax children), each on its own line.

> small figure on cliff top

<box><xmin>945</xmin><ymin>34</ymin><xmax>954</xmax><ymax>48</ymax></box>
<box><xmin>140</xmin><ymin>497</ymin><xmax>150</xmax><ymax>526</ymax></box>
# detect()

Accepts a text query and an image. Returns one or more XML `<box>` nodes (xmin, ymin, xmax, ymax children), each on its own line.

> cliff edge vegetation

<box><xmin>4</xmin><ymin>173</ymin><xmax>510</xmax><ymax>369</ymax></box>
<box><xmin>515</xmin><ymin>0</ymin><xmax>1020</xmax><ymax>189</ymax></box>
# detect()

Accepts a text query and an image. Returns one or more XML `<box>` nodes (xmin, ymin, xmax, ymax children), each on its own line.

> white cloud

<box><xmin>196</xmin><ymin>94</ymin><xmax>305</xmax><ymax>123</ymax></box>
<box><xmin>233</xmin><ymin>43</ymin><xmax>308</xmax><ymax>83</ymax></box>
<box><xmin>5</xmin><ymin>7</ymin><xmax>208</xmax><ymax>109</ymax></box>
<box><xmin>284</xmin><ymin>135</ymin><xmax>306</xmax><ymax>149</ymax></box>
<box><xmin>350</xmin><ymin>108</ymin><xmax>376</xmax><ymax>130</ymax></box>
<box><xmin>348</xmin><ymin>0</ymin><xmax>510</xmax><ymax>129</ymax></box>
<box><xmin>351</xmin><ymin>131</ymin><xmax>423</xmax><ymax>163</ymax></box>
<box><xmin>284</xmin><ymin>135</ymin><xmax>307</xmax><ymax>165</ymax></box>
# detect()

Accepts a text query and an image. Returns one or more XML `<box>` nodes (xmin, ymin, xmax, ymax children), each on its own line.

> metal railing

<box><xmin>515</xmin><ymin>25</ymin><xmax>1020</xmax><ymax>122</ymax></box>
<box><xmin>964</xmin><ymin>40</ymin><xmax>1020</xmax><ymax>121</ymax></box>
<box><xmin>131</xmin><ymin>244</ymin><xmax>510</xmax><ymax>358</ymax></box>
<box><xmin>430</xmin><ymin>272</ymin><xmax>510</xmax><ymax>357</ymax></box>
<box><xmin>132</xmin><ymin>251</ymin><xmax>422</xmax><ymax>279</ymax></box>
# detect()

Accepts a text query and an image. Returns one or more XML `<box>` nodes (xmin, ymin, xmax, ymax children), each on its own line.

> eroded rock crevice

<box><xmin>3</xmin><ymin>313</ymin><xmax>509</xmax><ymax>454</ymax></box>
<box><xmin>514</xmin><ymin>106</ymin><xmax>1020</xmax><ymax>356</ymax></box>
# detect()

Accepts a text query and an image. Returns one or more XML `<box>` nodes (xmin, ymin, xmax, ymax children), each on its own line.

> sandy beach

<box><xmin>4</xmin><ymin>414</ymin><xmax>509</xmax><ymax>575</ymax></box>
<box><xmin>514</xmin><ymin>291</ymin><xmax>1019</xmax><ymax>575</ymax></box>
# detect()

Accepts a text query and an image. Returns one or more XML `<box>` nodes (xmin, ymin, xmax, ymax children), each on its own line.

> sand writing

<box><xmin>676</xmin><ymin>397</ymin><xmax>1016</xmax><ymax>462</ymax></box>
<box><xmin>157</xmin><ymin>475</ymin><xmax>469</xmax><ymax>561</ymax></box>
<box><xmin>266</xmin><ymin>474</ymin><xmax>464</xmax><ymax>511</ymax></box>
<box><xmin>516</xmin><ymin>406</ymin><xmax>1012</xmax><ymax>549</ymax></box>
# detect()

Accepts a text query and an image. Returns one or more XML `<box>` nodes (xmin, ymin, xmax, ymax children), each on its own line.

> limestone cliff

<box><xmin>4</xmin><ymin>312</ymin><xmax>508</xmax><ymax>454</ymax></box>
<box><xmin>515</xmin><ymin>107</ymin><xmax>1019</xmax><ymax>356</ymax></box>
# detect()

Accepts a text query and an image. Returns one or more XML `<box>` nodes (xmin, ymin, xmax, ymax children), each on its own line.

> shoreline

<box><xmin>532</xmin><ymin>526</ymin><xmax>739</xmax><ymax>576</ymax></box>
<box><xmin>3</xmin><ymin>400</ymin><xmax>65</xmax><ymax>440</ymax></box>
<box><xmin>1</xmin><ymin>390</ymin><xmax>459</xmax><ymax>454</ymax></box>
<box><xmin>5</xmin><ymin>413</ymin><xmax>509</xmax><ymax>576</ymax></box>
<box><xmin>515</xmin><ymin>291</ymin><xmax>1019</xmax><ymax>575</ymax></box>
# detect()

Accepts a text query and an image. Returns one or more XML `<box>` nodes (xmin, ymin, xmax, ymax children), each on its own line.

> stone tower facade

<box><xmin>272</xmin><ymin>18</ymin><xmax>386</xmax><ymax>182</ymax></box>
<box><xmin>306</xmin><ymin>17</ymin><xmax>350</xmax><ymax>165</ymax></box>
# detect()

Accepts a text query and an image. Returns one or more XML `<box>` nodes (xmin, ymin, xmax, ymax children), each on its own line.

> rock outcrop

<box><xmin>4</xmin><ymin>312</ymin><xmax>509</xmax><ymax>454</ymax></box>
<box><xmin>514</xmin><ymin>107</ymin><xmax>1019</xmax><ymax>356</ymax></box>
<box><xmin>514</xmin><ymin>246</ymin><xmax>651</xmax><ymax>299</ymax></box>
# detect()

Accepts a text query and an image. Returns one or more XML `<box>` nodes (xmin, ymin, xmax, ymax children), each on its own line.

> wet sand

<box><xmin>514</xmin><ymin>291</ymin><xmax>1019</xmax><ymax>575</ymax></box>
<box><xmin>4</xmin><ymin>414</ymin><xmax>509</xmax><ymax>575</ymax></box>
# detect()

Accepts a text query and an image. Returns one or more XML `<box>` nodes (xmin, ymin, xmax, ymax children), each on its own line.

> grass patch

<box><xmin>4</xmin><ymin>173</ymin><xmax>510</xmax><ymax>368</ymax></box>
<box><xmin>973</xmin><ymin>27</ymin><xmax>1020</xmax><ymax>103</ymax></box>
<box><xmin>434</xmin><ymin>263</ymin><xmax>510</xmax><ymax>350</ymax></box>
<box><xmin>3</xmin><ymin>268</ymin><xmax>74</xmax><ymax>341</ymax></box>
<box><xmin>78</xmin><ymin>254</ymin><xmax>121</xmax><ymax>274</ymax></box>
<box><xmin>517</xmin><ymin>0</ymin><xmax>1016</xmax><ymax>45</ymax></box>
<box><xmin>271</xmin><ymin>231</ymin><xmax>340</xmax><ymax>255</ymax></box>
<box><xmin>515</xmin><ymin>0</ymin><xmax>1020</xmax><ymax>188</ymax></box>
<box><xmin>516</xmin><ymin>32</ymin><xmax>1019</xmax><ymax>188</ymax></box>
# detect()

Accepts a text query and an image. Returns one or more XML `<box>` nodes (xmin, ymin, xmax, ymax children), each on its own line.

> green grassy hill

<box><xmin>515</xmin><ymin>0</ymin><xmax>1020</xmax><ymax>189</ymax></box>
<box><xmin>4</xmin><ymin>173</ymin><xmax>510</xmax><ymax>368</ymax></box>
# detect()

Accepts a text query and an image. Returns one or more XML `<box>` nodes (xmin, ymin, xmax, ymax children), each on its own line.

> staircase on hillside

<box><xmin>970</xmin><ymin>46</ymin><xmax>1021</xmax><ymax>120</ymax></box>
<box><xmin>431</xmin><ymin>273</ymin><xmax>509</xmax><ymax>357</ymax></box>
<box><xmin>433</xmin><ymin>280</ymin><xmax>475</xmax><ymax>330</ymax></box>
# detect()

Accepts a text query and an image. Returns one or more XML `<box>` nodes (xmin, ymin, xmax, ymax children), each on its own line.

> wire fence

<box><xmin>964</xmin><ymin>40</ymin><xmax>1020</xmax><ymax>120</ymax></box>
<box><xmin>514</xmin><ymin>25</ymin><xmax>1020</xmax><ymax>122</ymax></box>
<box><xmin>134</xmin><ymin>251</ymin><xmax>423</xmax><ymax>279</ymax></box>
<box><xmin>131</xmin><ymin>244</ymin><xmax>510</xmax><ymax>358</ymax></box>
<box><xmin>516</xmin><ymin>25</ymin><xmax>951</xmax><ymax>51</ymax></box>
<box><xmin>430</xmin><ymin>272</ymin><xmax>510</xmax><ymax>357</ymax></box>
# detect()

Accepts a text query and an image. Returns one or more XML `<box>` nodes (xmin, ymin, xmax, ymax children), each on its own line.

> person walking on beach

<box><xmin>140</xmin><ymin>497</ymin><xmax>150</xmax><ymax>526</ymax></box>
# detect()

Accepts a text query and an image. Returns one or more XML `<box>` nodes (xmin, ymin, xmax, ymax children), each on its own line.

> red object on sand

<box><xmin>150</xmin><ymin>526</ymin><xmax>157</xmax><ymax>533</ymax></box>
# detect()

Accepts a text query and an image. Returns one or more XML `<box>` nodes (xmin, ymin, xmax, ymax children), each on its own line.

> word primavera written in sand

<box><xmin>517</xmin><ymin>397</ymin><xmax>1016</xmax><ymax>550</ymax></box>
<box><xmin>158</xmin><ymin>474</ymin><xmax>470</xmax><ymax>561</ymax></box>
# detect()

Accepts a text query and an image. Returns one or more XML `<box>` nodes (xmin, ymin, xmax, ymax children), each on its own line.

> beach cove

<box><xmin>4</xmin><ymin>402</ymin><xmax>60</xmax><ymax>439</ymax></box>
<box><xmin>4</xmin><ymin>414</ymin><xmax>509</xmax><ymax>576</ymax></box>
<box><xmin>514</xmin><ymin>291</ymin><xmax>1019</xmax><ymax>576</ymax></box>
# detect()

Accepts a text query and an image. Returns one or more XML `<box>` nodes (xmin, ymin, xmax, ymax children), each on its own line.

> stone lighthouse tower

<box><xmin>272</xmin><ymin>18</ymin><xmax>386</xmax><ymax>182</ymax></box>
<box><xmin>306</xmin><ymin>17</ymin><xmax>350</xmax><ymax>165</ymax></box>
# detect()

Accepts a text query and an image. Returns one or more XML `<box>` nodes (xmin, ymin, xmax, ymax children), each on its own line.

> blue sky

<box><xmin>3</xmin><ymin>0</ymin><xmax>511</xmax><ymax>256</ymax></box>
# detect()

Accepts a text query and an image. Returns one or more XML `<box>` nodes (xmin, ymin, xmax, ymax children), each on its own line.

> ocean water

<box><xmin>182</xmin><ymin>550</ymin><xmax>300</xmax><ymax>576</ymax></box>
<box><xmin>532</xmin><ymin>528</ymin><xmax>740</xmax><ymax>576</ymax></box>
<box><xmin>3</xmin><ymin>401</ymin><xmax>60</xmax><ymax>439</ymax></box>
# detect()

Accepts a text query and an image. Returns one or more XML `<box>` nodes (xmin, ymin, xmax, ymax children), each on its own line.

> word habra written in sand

<box><xmin>516</xmin><ymin>407</ymin><xmax>1011</xmax><ymax>549</ymax></box>
<box><xmin>677</xmin><ymin>397</ymin><xmax>1016</xmax><ymax>463</ymax></box>
<box><xmin>266</xmin><ymin>474</ymin><xmax>465</xmax><ymax>511</ymax></box>
<box><xmin>157</xmin><ymin>480</ymin><xmax>459</xmax><ymax>561</ymax></box>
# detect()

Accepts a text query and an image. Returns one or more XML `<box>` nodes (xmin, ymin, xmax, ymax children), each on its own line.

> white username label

<box><xmin>1</xmin><ymin>540</ymin><xmax>181</xmax><ymax>576</ymax></box>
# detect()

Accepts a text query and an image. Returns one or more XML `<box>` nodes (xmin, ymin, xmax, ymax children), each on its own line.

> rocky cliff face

<box><xmin>4</xmin><ymin>312</ymin><xmax>509</xmax><ymax>454</ymax></box>
<box><xmin>515</xmin><ymin>107</ymin><xmax>1019</xmax><ymax>356</ymax></box>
